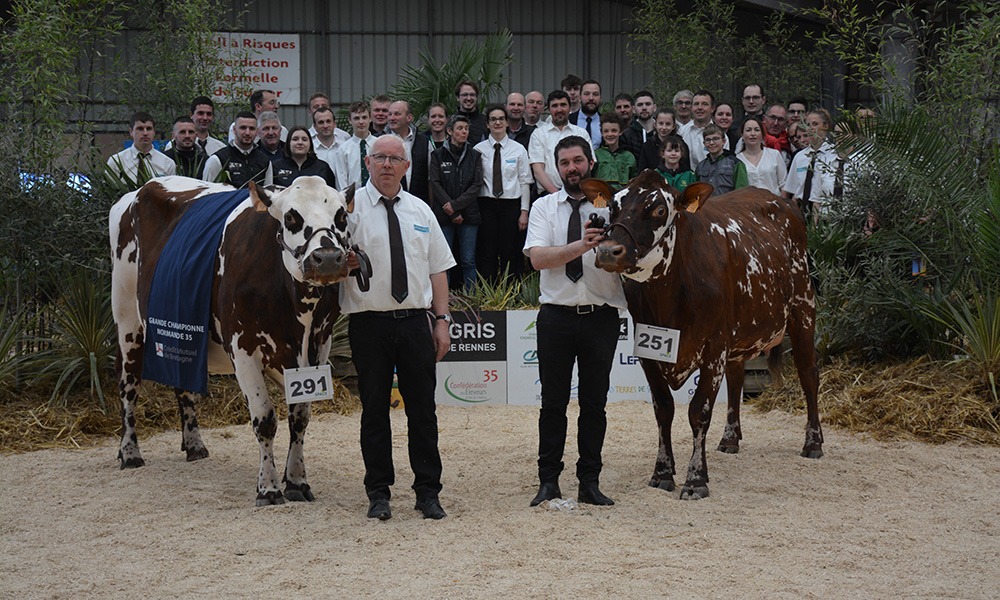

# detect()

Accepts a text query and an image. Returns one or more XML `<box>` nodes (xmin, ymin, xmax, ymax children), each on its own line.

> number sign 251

<box><xmin>284</xmin><ymin>365</ymin><xmax>334</xmax><ymax>404</ymax></box>
<box><xmin>632</xmin><ymin>323</ymin><xmax>680</xmax><ymax>363</ymax></box>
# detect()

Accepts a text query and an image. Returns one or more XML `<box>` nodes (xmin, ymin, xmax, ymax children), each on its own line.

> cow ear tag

<box><xmin>581</xmin><ymin>179</ymin><xmax>612</xmax><ymax>208</ymax></box>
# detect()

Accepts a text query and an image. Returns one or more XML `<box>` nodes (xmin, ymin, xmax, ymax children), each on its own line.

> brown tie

<box><xmin>566</xmin><ymin>198</ymin><xmax>584</xmax><ymax>282</ymax></box>
<box><xmin>360</xmin><ymin>139</ymin><xmax>369</xmax><ymax>185</ymax></box>
<box><xmin>137</xmin><ymin>152</ymin><xmax>152</xmax><ymax>181</ymax></box>
<box><xmin>492</xmin><ymin>142</ymin><xmax>503</xmax><ymax>197</ymax></box>
<box><xmin>381</xmin><ymin>196</ymin><xmax>408</xmax><ymax>302</ymax></box>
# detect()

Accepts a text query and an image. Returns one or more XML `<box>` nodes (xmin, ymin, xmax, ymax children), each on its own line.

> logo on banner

<box><xmin>443</xmin><ymin>374</ymin><xmax>492</xmax><ymax>403</ymax></box>
<box><xmin>522</xmin><ymin>350</ymin><xmax>538</xmax><ymax>364</ymax></box>
<box><xmin>155</xmin><ymin>342</ymin><xmax>164</xmax><ymax>357</ymax></box>
<box><xmin>618</xmin><ymin>318</ymin><xmax>629</xmax><ymax>340</ymax></box>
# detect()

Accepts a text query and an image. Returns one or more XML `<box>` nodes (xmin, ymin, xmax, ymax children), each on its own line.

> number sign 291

<box><xmin>284</xmin><ymin>365</ymin><xmax>334</xmax><ymax>404</ymax></box>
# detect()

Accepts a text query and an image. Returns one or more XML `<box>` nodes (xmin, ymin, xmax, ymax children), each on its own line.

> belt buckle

<box><xmin>576</xmin><ymin>305</ymin><xmax>595</xmax><ymax>314</ymax></box>
<box><xmin>391</xmin><ymin>309</ymin><xmax>410</xmax><ymax>319</ymax></box>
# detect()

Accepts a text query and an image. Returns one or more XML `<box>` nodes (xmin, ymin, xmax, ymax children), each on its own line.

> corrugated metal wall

<box><xmin>223</xmin><ymin>0</ymin><xmax>650</xmax><ymax>120</ymax></box>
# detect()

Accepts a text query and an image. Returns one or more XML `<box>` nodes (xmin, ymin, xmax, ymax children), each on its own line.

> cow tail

<box><xmin>767</xmin><ymin>345</ymin><xmax>784</xmax><ymax>388</ymax></box>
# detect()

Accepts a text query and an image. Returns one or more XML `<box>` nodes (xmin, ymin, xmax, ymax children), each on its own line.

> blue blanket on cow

<box><xmin>142</xmin><ymin>189</ymin><xmax>251</xmax><ymax>394</ymax></box>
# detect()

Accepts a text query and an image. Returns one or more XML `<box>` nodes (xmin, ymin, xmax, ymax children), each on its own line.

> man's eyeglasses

<box><xmin>703</xmin><ymin>136</ymin><xmax>723</xmax><ymax>143</ymax></box>
<box><xmin>488</xmin><ymin>116</ymin><xmax>507</xmax><ymax>123</ymax></box>
<box><xmin>458</xmin><ymin>92</ymin><xmax>477</xmax><ymax>98</ymax></box>
<box><xmin>369</xmin><ymin>154</ymin><xmax>406</xmax><ymax>165</ymax></box>
<box><xmin>765</xmin><ymin>114</ymin><xmax>787</xmax><ymax>121</ymax></box>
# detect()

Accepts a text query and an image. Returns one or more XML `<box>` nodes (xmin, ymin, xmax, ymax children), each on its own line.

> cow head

<box><xmin>250</xmin><ymin>177</ymin><xmax>356</xmax><ymax>285</ymax></box>
<box><xmin>589</xmin><ymin>171</ymin><xmax>713</xmax><ymax>282</ymax></box>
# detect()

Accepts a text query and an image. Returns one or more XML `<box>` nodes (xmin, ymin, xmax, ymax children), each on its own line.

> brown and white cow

<box><xmin>588</xmin><ymin>171</ymin><xmax>822</xmax><ymax>499</ymax></box>
<box><xmin>109</xmin><ymin>175</ymin><xmax>355</xmax><ymax>506</ymax></box>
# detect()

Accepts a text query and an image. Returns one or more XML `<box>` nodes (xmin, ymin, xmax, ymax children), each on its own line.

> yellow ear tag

<box><xmin>592</xmin><ymin>193</ymin><xmax>608</xmax><ymax>209</ymax></box>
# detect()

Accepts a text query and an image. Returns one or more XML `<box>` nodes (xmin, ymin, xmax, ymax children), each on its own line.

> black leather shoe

<box><xmin>578</xmin><ymin>481</ymin><xmax>615</xmax><ymax>506</ymax></box>
<box><xmin>530</xmin><ymin>482</ymin><xmax>562</xmax><ymax>507</ymax></box>
<box><xmin>367</xmin><ymin>497</ymin><xmax>391</xmax><ymax>520</ymax></box>
<box><xmin>414</xmin><ymin>497</ymin><xmax>447</xmax><ymax>520</ymax></box>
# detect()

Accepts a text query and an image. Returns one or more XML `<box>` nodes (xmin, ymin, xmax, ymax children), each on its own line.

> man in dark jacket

<box><xmin>428</xmin><ymin>115</ymin><xmax>484</xmax><ymax>291</ymax></box>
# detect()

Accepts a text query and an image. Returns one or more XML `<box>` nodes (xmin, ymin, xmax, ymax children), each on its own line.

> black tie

<box><xmin>360</xmin><ymin>139</ymin><xmax>369</xmax><ymax>185</ymax></box>
<box><xmin>586</xmin><ymin>116</ymin><xmax>593</xmax><ymax>138</ymax></box>
<box><xmin>137</xmin><ymin>152</ymin><xmax>152</xmax><ymax>181</ymax></box>
<box><xmin>800</xmin><ymin>150</ymin><xmax>818</xmax><ymax>217</ymax></box>
<box><xmin>492</xmin><ymin>142</ymin><xmax>503</xmax><ymax>197</ymax></box>
<box><xmin>197</xmin><ymin>139</ymin><xmax>207</xmax><ymax>151</ymax></box>
<box><xmin>566</xmin><ymin>198</ymin><xmax>584</xmax><ymax>282</ymax></box>
<box><xmin>381</xmin><ymin>196</ymin><xmax>408</xmax><ymax>303</ymax></box>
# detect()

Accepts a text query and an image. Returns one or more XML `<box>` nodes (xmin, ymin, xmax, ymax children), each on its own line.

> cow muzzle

<box><xmin>594</xmin><ymin>240</ymin><xmax>632</xmax><ymax>273</ymax></box>
<box><xmin>302</xmin><ymin>247</ymin><xmax>349</xmax><ymax>284</ymax></box>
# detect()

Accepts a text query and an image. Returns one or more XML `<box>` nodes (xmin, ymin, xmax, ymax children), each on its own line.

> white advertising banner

<box><xmin>212</xmin><ymin>33</ymin><xmax>301</xmax><ymax>105</ymax></box>
<box><xmin>435</xmin><ymin>311</ymin><xmax>508</xmax><ymax>406</ymax></box>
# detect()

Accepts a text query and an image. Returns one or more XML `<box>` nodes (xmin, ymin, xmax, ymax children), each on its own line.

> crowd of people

<box><xmin>105</xmin><ymin>76</ymin><xmax>854</xmax><ymax>520</ymax></box>
<box><xmin>107</xmin><ymin>78</ymin><xmax>850</xmax><ymax>290</ymax></box>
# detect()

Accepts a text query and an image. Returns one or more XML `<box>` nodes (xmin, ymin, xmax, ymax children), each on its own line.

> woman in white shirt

<box><xmin>737</xmin><ymin>116</ymin><xmax>786</xmax><ymax>196</ymax></box>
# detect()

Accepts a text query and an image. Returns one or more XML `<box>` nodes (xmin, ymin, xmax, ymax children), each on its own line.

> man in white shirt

<box><xmin>523</xmin><ymin>135</ymin><xmax>626</xmax><ymax>508</ymax></box>
<box><xmin>683</xmin><ymin>89</ymin><xmax>728</xmax><ymax>169</ymax></box>
<box><xmin>339</xmin><ymin>135</ymin><xmax>455</xmax><ymax>521</ymax></box>
<box><xmin>312</xmin><ymin>107</ymin><xmax>343</xmax><ymax>172</ymax></box>
<box><xmin>188</xmin><ymin>96</ymin><xmax>226</xmax><ymax>155</ymax></box>
<box><xmin>528</xmin><ymin>90</ymin><xmax>593</xmax><ymax>195</ymax></box>
<box><xmin>307</xmin><ymin>92</ymin><xmax>350</xmax><ymax>146</ymax></box>
<box><xmin>387</xmin><ymin>100</ymin><xmax>417</xmax><ymax>186</ymax></box>
<box><xmin>524</xmin><ymin>91</ymin><xmax>545</xmax><ymax>126</ymax></box>
<box><xmin>673</xmin><ymin>89</ymin><xmax>694</xmax><ymax>134</ymax></box>
<box><xmin>332</xmin><ymin>101</ymin><xmax>374</xmax><ymax>191</ymax></box>
<box><xmin>106</xmin><ymin>111</ymin><xmax>176</xmax><ymax>188</ymax></box>
<box><xmin>474</xmin><ymin>104</ymin><xmax>534</xmax><ymax>282</ymax></box>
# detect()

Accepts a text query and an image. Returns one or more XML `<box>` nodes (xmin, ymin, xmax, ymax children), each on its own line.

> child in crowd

<box><xmin>695</xmin><ymin>124</ymin><xmax>747</xmax><ymax>196</ymax></box>
<box><xmin>655</xmin><ymin>134</ymin><xmax>696</xmax><ymax>192</ymax></box>
<box><xmin>593</xmin><ymin>113</ymin><xmax>638</xmax><ymax>191</ymax></box>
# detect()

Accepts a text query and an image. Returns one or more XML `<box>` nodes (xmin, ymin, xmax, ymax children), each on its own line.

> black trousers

<box><xmin>349</xmin><ymin>311</ymin><xmax>442</xmax><ymax>501</ymax></box>
<box><xmin>476</xmin><ymin>197</ymin><xmax>525</xmax><ymax>283</ymax></box>
<box><xmin>535</xmin><ymin>304</ymin><xmax>620</xmax><ymax>484</ymax></box>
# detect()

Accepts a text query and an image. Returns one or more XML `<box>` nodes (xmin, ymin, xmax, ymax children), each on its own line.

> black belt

<box><xmin>355</xmin><ymin>309</ymin><xmax>427</xmax><ymax>319</ymax></box>
<box><xmin>544</xmin><ymin>304</ymin><xmax>613</xmax><ymax>315</ymax></box>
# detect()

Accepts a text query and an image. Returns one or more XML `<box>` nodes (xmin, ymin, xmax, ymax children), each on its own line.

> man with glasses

<box><xmin>762</xmin><ymin>103</ymin><xmax>792</xmax><ymax>165</ymax></box>
<box><xmin>455</xmin><ymin>80</ymin><xmax>488</xmax><ymax>143</ymax></box>
<box><xmin>730</xmin><ymin>83</ymin><xmax>767</xmax><ymax>142</ymax></box>
<box><xmin>673</xmin><ymin>89</ymin><xmax>694</xmax><ymax>134</ymax></box>
<box><xmin>340</xmin><ymin>135</ymin><xmax>455</xmax><ymax>521</ymax></box>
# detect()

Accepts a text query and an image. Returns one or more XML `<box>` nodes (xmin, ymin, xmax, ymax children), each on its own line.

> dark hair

<box><xmin>234</xmin><ymin>110</ymin><xmax>257</xmax><ymax>123</ymax></box>
<box><xmin>560</xmin><ymin>74</ymin><xmax>583</xmax><ymax>90</ymax></box>
<box><xmin>369</xmin><ymin>94</ymin><xmax>392</xmax><ymax>106</ymax></box>
<box><xmin>600</xmin><ymin>112</ymin><xmax>625</xmax><ymax>130</ymax></box>
<box><xmin>634</xmin><ymin>90</ymin><xmax>655</xmax><ymax>103</ymax></box>
<box><xmin>455</xmin><ymin>80</ymin><xmax>479</xmax><ymax>97</ymax></box>
<box><xmin>308</xmin><ymin>92</ymin><xmax>330</xmax><ymax>104</ymax></box>
<box><xmin>654</xmin><ymin>107</ymin><xmax>676</xmax><ymax>120</ymax></box>
<box><xmin>554</xmin><ymin>135</ymin><xmax>593</xmax><ymax>162</ymax></box>
<box><xmin>484</xmin><ymin>103</ymin><xmax>506</xmax><ymax>119</ymax></box>
<box><xmin>312</xmin><ymin>106</ymin><xmax>335</xmax><ymax>123</ymax></box>
<box><xmin>788</xmin><ymin>96</ymin><xmax>808</xmax><ymax>108</ymax></box>
<box><xmin>446</xmin><ymin>114</ymin><xmax>471</xmax><ymax>130</ymax></box>
<box><xmin>693</xmin><ymin>89</ymin><xmax>716</xmax><ymax>106</ymax></box>
<box><xmin>173</xmin><ymin>116</ymin><xmax>195</xmax><ymax>126</ymax></box>
<box><xmin>614</xmin><ymin>93</ymin><xmax>634</xmax><ymax>105</ymax></box>
<box><xmin>130</xmin><ymin>111</ymin><xmax>154</xmax><ymax>128</ymax></box>
<box><xmin>582</xmin><ymin>79</ymin><xmax>601</xmax><ymax>92</ymax></box>
<box><xmin>547</xmin><ymin>89</ymin><xmax>570</xmax><ymax>107</ymax></box>
<box><xmin>189</xmin><ymin>96</ymin><xmax>214</xmax><ymax>114</ymax></box>
<box><xmin>283</xmin><ymin>126</ymin><xmax>316</xmax><ymax>159</ymax></box>
<box><xmin>248</xmin><ymin>89</ymin><xmax>274</xmax><ymax>112</ymax></box>
<box><xmin>741</xmin><ymin>115</ymin><xmax>764</xmax><ymax>135</ymax></box>
<box><xmin>428</xmin><ymin>102</ymin><xmax>448</xmax><ymax>116</ymax></box>
<box><xmin>660</xmin><ymin>134</ymin><xmax>688</xmax><ymax>166</ymax></box>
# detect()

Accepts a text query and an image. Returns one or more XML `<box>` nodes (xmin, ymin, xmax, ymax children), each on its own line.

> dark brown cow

<box><xmin>587</xmin><ymin>172</ymin><xmax>822</xmax><ymax>499</ymax></box>
<box><xmin>110</xmin><ymin>175</ymin><xmax>355</xmax><ymax>505</ymax></box>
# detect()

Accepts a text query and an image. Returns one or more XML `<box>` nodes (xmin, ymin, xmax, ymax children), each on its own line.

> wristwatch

<box><xmin>435</xmin><ymin>313</ymin><xmax>452</xmax><ymax>323</ymax></box>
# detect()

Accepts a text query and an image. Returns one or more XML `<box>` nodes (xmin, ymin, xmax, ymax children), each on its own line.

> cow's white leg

<box><xmin>283</xmin><ymin>402</ymin><xmax>314</xmax><ymax>502</ymax></box>
<box><xmin>682</xmin><ymin>360</ymin><xmax>724</xmax><ymax>500</ymax></box>
<box><xmin>115</xmin><ymin>330</ymin><xmax>145</xmax><ymax>469</ymax></box>
<box><xmin>110</xmin><ymin>214</ymin><xmax>146</xmax><ymax>469</ymax></box>
<box><xmin>231</xmin><ymin>350</ymin><xmax>284</xmax><ymax>506</ymax></box>
<box><xmin>174</xmin><ymin>388</ymin><xmax>209</xmax><ymax>461</ymax></box>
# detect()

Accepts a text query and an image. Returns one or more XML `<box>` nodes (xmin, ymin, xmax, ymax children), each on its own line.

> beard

<box><xmin>561</xmin><ymin>167</ymin><xmax>592</xmax><ymax>194</ymax></box>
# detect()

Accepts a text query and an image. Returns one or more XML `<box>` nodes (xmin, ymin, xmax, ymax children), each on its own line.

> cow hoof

<box><xmin>284</xmin><ymin>483</ymin><xmax>314</xmax><ymax>502</ymax></box>
<box><xmin>801</xmin><ymin>448</ymin><xmax>824</xmax><ymax>459</ymax></box>
<box><xmin>120</xmin><ymin>457</ymin><xmax>145</xmax><ymax>469</ymax></box>
<box><xmin>185</xmin><ymin>447</ymin><xmax>209</xmax><ymax>462</ymax></box>
<box><xmin>717</xmin><ymin>443</ymin><xmax>740</xmax><ymax>454</ymax></box>
<box><xmin>648</xmin><ymin>478</ymin><xmax>676</xmax><ymax>492</ymax></box>
<box><xmin>255</xmin><ymin>491</ymin><xmax>286</xmax><ymax>507</ymax></box>
<box><xmin>679</xmin><ymin>485</ymin><xmax>710</xmax><ymax>500</ymax></box>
